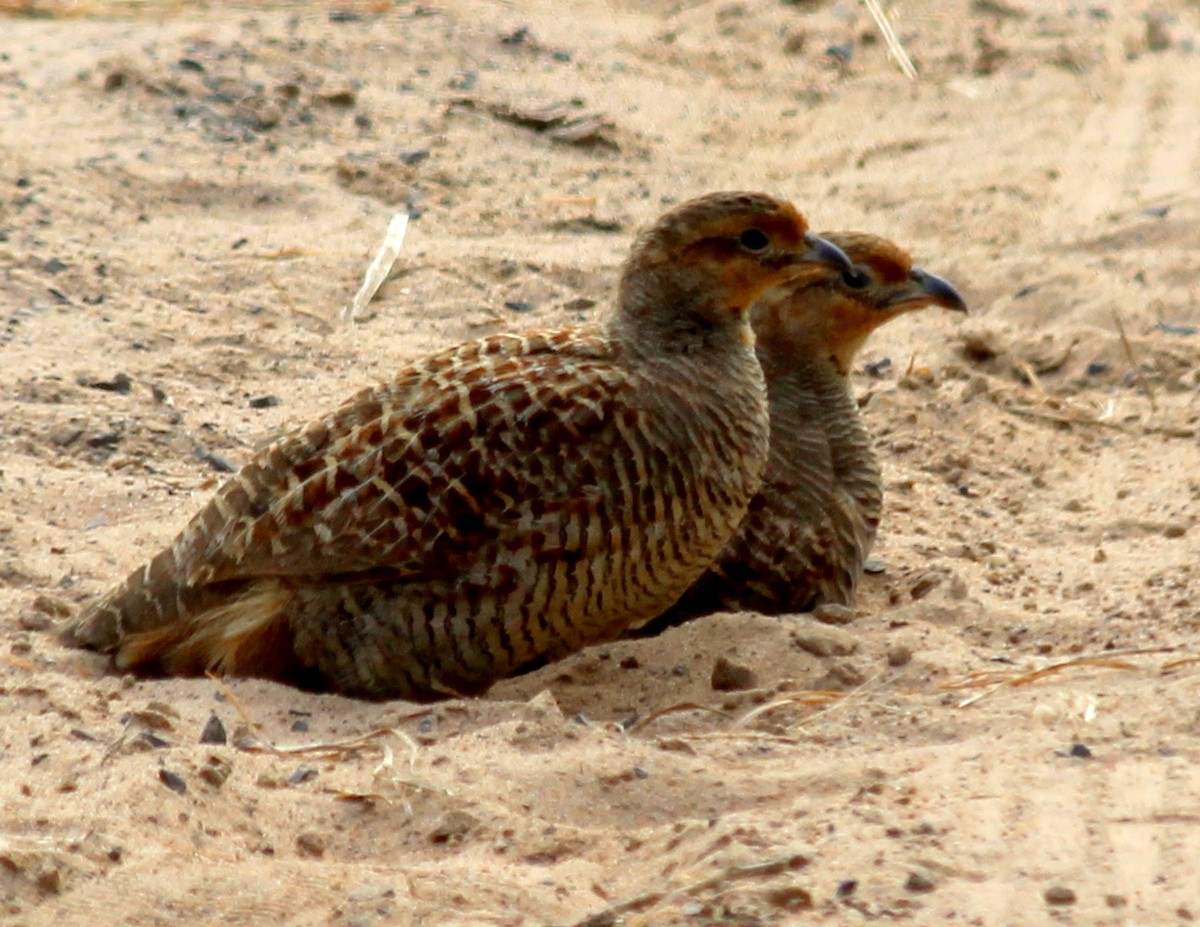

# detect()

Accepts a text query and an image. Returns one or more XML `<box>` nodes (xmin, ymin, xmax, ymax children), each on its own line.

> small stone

<box><xmin>886</xmin><ymin>645</ymin><xmax>913</xmax><ymax>667</ymax></box>
<box><xmin>158</xmin><ymin>769</ymin><xmax>187</xmax><ymax>795</ymax></box>
<box><xmin>18</xmin><ymin>611</ymin><xmax>54</xmax><ymax>632</ymax></box>
<box><xmin>711</xmin><ymin>655</ymin><xmax>757</xmax><ymax>691</ymax></box>
<box><xmin>296</xmin><ymin>832</ymin><xmax>326</xmax><ymax>857</ymax></box>
<box><xmin>618</xmin><ymin>656</ymin><xmax>639</xmax><ymax>670</ymax></box>
<box><xmin>36</xmin><ymin>868</ymin><xmax>63</xmax><ymax>894</ymax></box>
<box><xmin>125</xmin><ymin>705</ymin><xmax>177</xmax><ymax>731</ymax></box>
<box><xmin>317</xmin><ymin>83</ymin><xmax>357</xmax><ymax>107</ymax></box>
<box><xmin>905</xmin><ymin>871</ymin><xmax>936</xmax><ymax>893</ymax></box>
<box><xmin>1105</xmin><ymin>894</ymin><xmax>1128</xmax><ymax>908</ymax></box>
<box><xmin>1163</xmin><ymin>523</ymin><xmax>1187</xmax><ymax>539</ymax></box>
<box><xmin>791</xmin><ymin>621</ymin><xmax>859</xmax><ymax>658</ymax></box>
<box><xmin>764</xmin><ymin>885</ymin><xmax>813</xmax><ymax>910</ymax></box>
<box><xmin>836</xmin><ymin>879</ymin><xmax>858</xmax><ymax>898</ymax></box>
<box><xmin>863</xmin><ymin>559</ymin><xmax>887</xmax><ymax>574</ymax></box>
<box><xmin>1044</xmin><ymin>885</ymin><xmax>1076</xmax><ymax>905</ymax></box>
<box><xmin>199</xmin><ymin>756</ymin><xmax>232</xmax><ymax>788</ymax></box>
<box><xmin>77</xmin><ymin>372</ymin><xmax>133</xmax><ymax>394</ymax></box>
<box><xmin>812</xmin><ymin>603</ymin><xmax>855</xmax><ymax>625</ymax></box>
<box><xmin>288</xmin><ymin>766</ymin><xmax>318</xmax><ymax>785</ymax></box>
<box><xmin>909</xmin><ymin>571</ymin><xmax>944</xmax><ymax>600</ymax></box>
<box><xmin>49</xmin><ymin>424</ymin><xmax>84</xmax><ymax>447</ymax></box>
<box><xmin>399</xmin><ymin>148</ymin><xmax>430</xmax><ymax>166</ymax></box>
<box><xmin>248</xmin><ymin>394</ymin><xmax>280</xmax><ymax>409</ymax></box>
<box><xmin>32</xmin><ymin>594</ymin><xmax>72</xmax><ymax>618</ymax></box>
<box><xmin>199</xmin><ymin>713</ymin><xmax>227</xmax><ymax>745</ymax></box>
<box><xmin>1068</xmin><ymin>743</ymin><xmax>1093</xmax><ymax>758</ymax></box>
<box><xmin>1145</xmin><ymin>13</ymin><xmax>1172</xmax><ymax>51</ymax></box>
<box><xmin>429</xmin><ymin>810</ymin><xmax>480</xmax><ymax>844</ymax></box>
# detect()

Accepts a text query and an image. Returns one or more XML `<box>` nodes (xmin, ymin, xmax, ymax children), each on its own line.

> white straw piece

<box><xmin>343</xmin><ymin>211</ymin><xmax>410</xmax><ymax>323</ymax></box>
<box><xmin>862</xmin><ymin>0</ymin><xmax>918</xmax><ymax>80</ymax></box>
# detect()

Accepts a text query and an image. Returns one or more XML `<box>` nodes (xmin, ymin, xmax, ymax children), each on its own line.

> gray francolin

<box><xmin>641</xmin><ymin>231</ymin><xmax>966</xmax><ymax>630</ymax></box>
<box><xmin>62</xmin><ymin>192</ymin><xmax>853</xmax><ymax>700</ymax></box>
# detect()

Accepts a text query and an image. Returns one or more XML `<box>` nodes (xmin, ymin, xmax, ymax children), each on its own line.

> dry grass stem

<box><xmin>862</xmin><ymin>0</ymin><xmax>918</xmax><ymax>79</ymax></box>
<box><xmin>948</xmin><ymin>647</ymin><xmax>1181</xmax><ymax>707</ymax></box>
<box><xmin>1112</xmin><ymin>306</ymin><xmax>1159</xmax><ymax>412</ymax></box>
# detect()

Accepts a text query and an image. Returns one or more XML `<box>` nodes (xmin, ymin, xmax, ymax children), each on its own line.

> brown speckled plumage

<box><xmin>645</xmin><ymin>231</ymin><xmax>967</xmax><ymax>627</ymax></box>
<box><xmin>63</xmin><ymin>192</ymin><xmax>853</xmax><ymax>700</ymax></box>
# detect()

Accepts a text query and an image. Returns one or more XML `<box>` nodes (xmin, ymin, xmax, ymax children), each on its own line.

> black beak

<box><xmin>802</xmin><ymin>233</ymin><xmax>855</xmax><ymax>275</ymax></box>
<box><xmin>906</xmin><ymin>268</ymin><xmax>969</xmax><ymax>313</ymax></box>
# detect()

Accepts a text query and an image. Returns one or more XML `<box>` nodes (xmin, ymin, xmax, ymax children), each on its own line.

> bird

<box><xmin>62</xmin><ymin>192</ymin><xmax>854</xmax><ymax>701</ymax></box>
<box><xmin>637</xmin><ymin>230</ymin><xmax>967</xmax><ymax>631</ymax></box>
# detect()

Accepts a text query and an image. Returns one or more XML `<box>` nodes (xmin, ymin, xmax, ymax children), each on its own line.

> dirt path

<box><xmin>2</xmin><ymin>1</ymin><xmax>1199</xmax><ymax>924</ymax></box>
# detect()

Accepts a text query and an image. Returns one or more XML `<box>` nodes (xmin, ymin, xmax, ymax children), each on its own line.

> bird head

<box><xmin>751</xmin><ymin>231</ymin><xmax>967</xmax><ymax>376</ymax></box>
<box><xmin>616</xmin><ymin>192</ymin><xmax>853</xmax><ymax>346</ymax></box>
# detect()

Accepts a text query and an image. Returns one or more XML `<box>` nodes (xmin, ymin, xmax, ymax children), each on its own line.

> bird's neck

<box><xmin>763</xmin><ymin>353</ymin><xmax>880</xmax><ymax>517</ymax></box>
<box><xmin>610</xmin><ymin>261</ymin><xmax>752</xmax><ymax>358</ymax></box>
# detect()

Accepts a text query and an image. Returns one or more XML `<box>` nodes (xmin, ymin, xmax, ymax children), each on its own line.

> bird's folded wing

<box><xmin>174</xmin><ymin>333</ymin><xmax>641</xmax><ymax>587</ymax></box>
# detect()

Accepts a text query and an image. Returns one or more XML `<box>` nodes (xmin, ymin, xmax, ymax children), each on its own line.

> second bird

<box><xmin>643</xmin><ymin>231</ymin><xmax>967</xmax><ymax>630</ymax></box>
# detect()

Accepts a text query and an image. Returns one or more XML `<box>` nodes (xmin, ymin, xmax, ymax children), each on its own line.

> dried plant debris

<box><xmin>453</xmin><ymin>97</ymin><xmax>621</xmax><ymax>151</ymax></box>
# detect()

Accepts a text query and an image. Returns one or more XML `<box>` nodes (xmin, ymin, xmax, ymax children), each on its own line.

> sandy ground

<box><xmin>2</xmin><ymin>0</ymin><xmax>1200</xmax><ymax>924</ymax></box>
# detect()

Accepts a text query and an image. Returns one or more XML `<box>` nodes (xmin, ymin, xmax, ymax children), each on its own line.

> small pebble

<box><xmin>905</xmin><ymin>871</ymin><xmax>935</xmax><ymax>893</ymax></box>
<box><xmin>248</xmin><ymin>394</ymin><xmax>280</xmax><ymax>409</ymax></box>
<box><xmin>812</xmin><ymin>603</ymin><xmax>855</xmax><ymax>625</ymax></box>
<box><xmin>199</xmin><ymin>713</ymin><xmax>227</xmax><ymax>745</ymax></box>
<box><xmin>863</xmin><ymin>559</ymin><xmax>888</xmax><ymax>574</ymax></box>
<box><xmin>1044</xmin><ymin>885</ymin><xmax>1077</xmax><ymax>905</ymax></box>
<box><xmin>295</xmin><ymin>832</ymin><xmax>326</xmax><ymax>857</ymax></box>
<box><xmin>288</xmin><ymin>766</ymin><xmax>318</xmax><ymax>785</ymax></box>
<box><xmin>32</xmin><ymin>593</ymin><xmax>72</xmax><ymax>618</ymax></box>
<box><xmin>199</xmin><ymin>756</ymin><xmax>232</xmax><ymax>788</ymax></box>
<box><xmin>1068</xmin><ymin>743</ymin><xmax>1093</xmax><ymax>758</ymax></box>
<box><xmin>886</xmin><ymin>645</ymin><xmax>913</xmax><ymax>667</ymax></box>
<box><xmin>764</xmin><ymin>885</ymin><xmax>813</xmax><ymax>910</ymax></box>
<box><xmin>710</xmin><ymin>655</ymin><xmax>757</xmax><ymax>691</ymax></box>
<box><xmin>429</xmin><ymin>810</ymin><xmax>480</xmax><ymax>844</ymax></box>
<box><xmin>77</xmin><ymin>372</ymin><xmax>133</xmax><ymax>394</ymax></box>
<box><xmin>908</xmin><ymin>571</ymin><xmax>944</xmax><ymax>600</ymax></box>
<box><xmin>18</xmin><ymin>611</ymin><xmax>54</xmax><ymax>632</ymax></box>
<box><xmin>791</xmin><ymin>622</ymin><xmax>858</xmax><ymax>658</ymax></box>
<box><xmin>399</xmin><ymin>148</ymin><xmax>430</xmax><ymax>166</ymax></box>
<box><xmin>836</xmin><ymin>879</ymin><xmax>858</xmax><ymax>898</ymax></box>
<box><xmin>158</xmin><ymin>769</ymin><xmax>187</xmax><ymax>795</ymax></box>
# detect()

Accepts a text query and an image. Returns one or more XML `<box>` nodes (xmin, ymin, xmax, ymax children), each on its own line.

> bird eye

<box><xmin>841</xmin><ymin>268</ymin><xmax>870</xmax><ymax>289</ymax></box>
<box><xmin>738</xmin><ymin>228</ymin><xmax>770</xmax><ymax>252</ymax></box>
